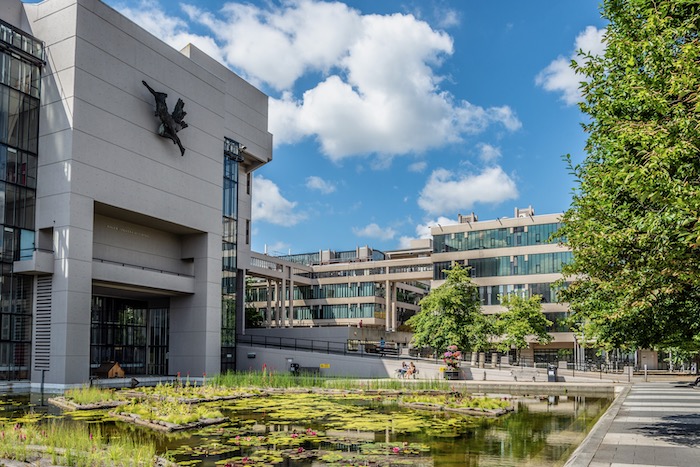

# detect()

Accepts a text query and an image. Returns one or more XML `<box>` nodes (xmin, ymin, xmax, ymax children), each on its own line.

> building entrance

<box><xmin>90</xmin><ymin>296</ymin><xmax>169</xmax><ymax>376</ymax></box>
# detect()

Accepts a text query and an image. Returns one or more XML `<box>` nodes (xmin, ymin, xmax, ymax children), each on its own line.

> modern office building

<box><xmin>430</xmin><ymin>207</ymin><xmax>574</xmax><ymax>364</ymax></box>
<box><xmin>1</xmin><ymin>0</ymin><xmax>272</xmax><ymax>386</ymax></box>
<box><xmin>246</xmin><ymin>207</ymin><xmax>578</xmax><ymax>365</ymax></box>
<box><xmin>246</xmin><ymin>243</ymin><xmax>432</xmax><ymax>331</ymax></box>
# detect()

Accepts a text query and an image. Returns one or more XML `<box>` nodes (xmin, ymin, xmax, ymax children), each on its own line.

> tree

<box><xmin>494</xmin><ymin>294</ymin><xmax>552</xmax><ymax>360</ymax></box>
<box><xmin>406</xmin><ymin>264</ymin><xmax>493</xmax><ymax>353</ymax></box>
<box><xmin>557</xmin><ymin>0</ymin><xmax>700</xmax><ymax>349</ymax></box>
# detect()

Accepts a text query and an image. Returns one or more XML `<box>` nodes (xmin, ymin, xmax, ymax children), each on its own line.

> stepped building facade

<box><xmin>246</xmin><ymin>207</ymin><xmax>577</xmax><ymax>365</ymax></box>
<box><xmin>1</xmin><ymin>0</ymin><xmax>271</xmax><ymax>386</ymax></box>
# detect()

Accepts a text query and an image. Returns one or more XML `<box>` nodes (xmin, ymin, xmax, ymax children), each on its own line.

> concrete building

<box><xmin>246</xmin><ymin>243</ymin><xmax>432</xmax><ymax>331</ymax></box>
<box><xmin>246</xmin><ymin>207</ymin><xmax>582</xmax><ymax>366</ymax></box>
<box><xmin>1</xmin><ymin>0</ymin><xmax>272</xmax><ymax>386</ymax></box>
<box><xmin>430</xmin><ymin>207</ymin><xmax>574</xmax><ymax>364</ymax></box>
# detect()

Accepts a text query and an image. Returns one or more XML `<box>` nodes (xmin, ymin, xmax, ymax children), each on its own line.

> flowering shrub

<box><xmin>443</xmin><ymin>345</ymin><xmax>461</xmax><ymax>369</ymax></box>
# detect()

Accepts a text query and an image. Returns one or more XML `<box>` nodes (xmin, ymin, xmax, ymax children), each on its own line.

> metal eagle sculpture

<box><xmin>142</xmin><ymin>80</ymin><xmax>188</xmax><ymax>156</ymax></box>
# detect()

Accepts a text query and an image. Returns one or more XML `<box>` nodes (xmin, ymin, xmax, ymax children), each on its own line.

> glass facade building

<box><xmin>221</xmin><ymin>138</ymin><xmax>242</xmax><ymax>373</ymax></box>
<box><xmin>433</xmin><ymin>222</ymin><xmax>562</xmax><ymax>253</ymax></box>
<box><xmin>0</xmin><ymin>20</ymin><xmax>42</xmax><ymax>380</ymax></box>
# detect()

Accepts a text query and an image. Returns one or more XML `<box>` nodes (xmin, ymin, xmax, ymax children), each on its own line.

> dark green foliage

<box><xmin>557</xmin><ymin>0</ymin><xmax>700</xmax><ymax>349</ymax></box>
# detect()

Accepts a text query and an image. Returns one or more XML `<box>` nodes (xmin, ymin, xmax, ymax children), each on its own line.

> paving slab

<box><xmin>566</xmin><ymin>382</ymin><xmax>700</xmax><ymax>466</ymax></box>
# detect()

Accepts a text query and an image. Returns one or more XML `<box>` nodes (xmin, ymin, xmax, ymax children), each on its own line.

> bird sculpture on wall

<box><xmin>142</xmin><ymin>80</ymin><xmax>188</xmax><ymax>156</ymax></box>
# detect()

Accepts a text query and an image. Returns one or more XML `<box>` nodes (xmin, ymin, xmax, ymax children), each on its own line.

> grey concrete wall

<box><xmin>92</xmin><ymin>215</ymin><xmax>193</xmax><ymax>275</ymax></box>
<box><xmin>1</xmin><ymin>1</ymin><xmax>23</xmax><ymax>26</ymax></box>
<box><xmin>21</xmin><ymin>0</ymin><xmax>271</xmax><ymax>385</ymax></box>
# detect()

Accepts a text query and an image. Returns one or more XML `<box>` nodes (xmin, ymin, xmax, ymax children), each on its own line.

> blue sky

<box><xmin>98</xmin><ymin>0</ymin><xmax>607</xmax><ymax>255</ymax></box>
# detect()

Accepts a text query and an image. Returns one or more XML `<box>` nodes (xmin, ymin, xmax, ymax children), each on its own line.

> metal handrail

<box><xmin>236</xmin><ymin>334</ymin><xmax>400</xmax><ymax>359</ymax></box>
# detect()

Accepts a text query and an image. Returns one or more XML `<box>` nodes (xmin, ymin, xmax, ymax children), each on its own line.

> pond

<box><xmin>1</xmin><ymin>390</ymin><xmax>610</xmax><ymax>466</ymax></box>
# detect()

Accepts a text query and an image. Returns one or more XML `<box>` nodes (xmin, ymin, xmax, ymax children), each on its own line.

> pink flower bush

<box><xmin>443</xmin><ymin>345</ymin><xmax>461</xmax><ymax>369</ymax></box>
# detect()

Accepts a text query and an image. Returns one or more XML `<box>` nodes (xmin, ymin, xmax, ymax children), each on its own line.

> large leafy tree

<box><xmin>558</xmin><ymin>0</ymin><xmax>700</xmax><ymax>349</ymax></box>
<box><xmin>407</xmin><ymin>264</ymin><xmax>493</xmax><ymax>353</ymax></box>
<box><xmin>495</xmin><ymin>294</ymin><xmax>552</xmax><ymax>356</ymax></box>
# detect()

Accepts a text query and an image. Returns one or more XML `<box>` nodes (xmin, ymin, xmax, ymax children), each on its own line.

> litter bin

<box><xmin>290</xmin><ymin>363</ymin><xmax>300</xmax><ymax>375</ymax></box>
<box><xmin>547</xmin><ymin>364</ymin><xmax>558</xmax><ymax>382</ymax></box>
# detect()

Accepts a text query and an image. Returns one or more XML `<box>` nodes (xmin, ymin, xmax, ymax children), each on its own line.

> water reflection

<box><xmin>0</xmin><ymin>392</ymin><xmax>610</xmax><ymax>466</ymax></box>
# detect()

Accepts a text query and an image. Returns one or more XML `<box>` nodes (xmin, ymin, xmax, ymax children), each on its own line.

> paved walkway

<box><xmin>566</xmin><ymin>382</ymin><xmax>700</xmax><ymax>466</ymax></box>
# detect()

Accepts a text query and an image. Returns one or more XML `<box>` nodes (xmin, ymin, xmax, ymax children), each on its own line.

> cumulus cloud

<box><xmin>252</xmin><ymin>175</ymin><xmax>307</xmax><ymax>225</ymax></box>
<box><xmin>536</xmin><ymin>26</ymin><xmax>606</xmax><ymax>105</ymax></box>
<box><xmin>119</xmin><ymin>0</ymin><xmax>521</xmax><ymax>163</ymax></box>
<box><xmin>352</xmin><ymin>223</ymin><xmax>397</xmax><ymax>240</ymax></box>
<box><xmin>115</xmin><ymin>0</ymin><xmax>224</xmax><ymax>62</ymax></box>
<box><xmin>397</xmin><ymin>215</ymin><xmax>458</xmax><ymax>248</ymax></box>
<box><xmin>408</xmin><ymin>161</ymin><xmax>427</xmax><ymax>173</ymax></box>
<box><xmin>305</xmin><ymin>176</ymin><xmax>336</xmax><ymax>194</ymax></box>
<box><xmin>418</xmin><ymin>167</ymin><xmax>518</xmax><ymax>216</ymax></box>
<box><xmin>477</xmin><ymin>143</ymin><xmax>501</xmax><ymax>163</ymax></box>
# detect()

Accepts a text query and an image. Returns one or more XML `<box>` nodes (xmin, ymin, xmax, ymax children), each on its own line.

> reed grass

<box><xmin>113</xmin><ymin>398</ymin><xmax>223</xmax><ymax>425</ymax></box>
<box><xmin>210</xmin><ymin>370</ymin><xmax>453</xmax><ymax>391</ymax></box>
<box><xmin>64</xmin><ymin>385</ymin><xmax>118</xmax><ymax>405</ymax></box>
<box><xmin>0</xmin><ymin>420</ymin><xmax>157</xmax><ymax>466</ymax></box>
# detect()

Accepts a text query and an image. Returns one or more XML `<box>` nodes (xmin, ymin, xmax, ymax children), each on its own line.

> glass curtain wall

<box><xmin>89</xmin><ymin>297</ymin><xmax>169</xmax><ymax>376</ymax></box>
<box><xmin>0</xmin><ymin>20</ymin><xmax>42</xmax><ymax>380</ymax></box>
<box><xmin>221</xmin><ymin>138</ymin><xmax>241</xmax><ymax>372</ymax></box>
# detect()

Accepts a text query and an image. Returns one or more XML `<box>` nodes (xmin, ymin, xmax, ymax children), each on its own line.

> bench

<box><xmin>511</xmin><ymin>368</ymin><xmax>540</xmax><ymax>382</ymax></box>
<box><xmin>365</xmin><ymin>343</ymin><xmax>399</xmax><ymax>356</ymax></box>
<box><xmin>395</xmin><ymin>367</ymin><xmax>419</xmax><ymax>379</ymax></box>
<box><xmin>290</xmin><ymin>364</ymin><xmax>321</xmax><ymax>376</ymax></box>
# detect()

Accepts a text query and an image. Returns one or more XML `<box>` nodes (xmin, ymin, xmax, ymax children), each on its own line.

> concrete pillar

<box><xmin>41</xmin><ymin>195</ymin><xmax>94</xmax><ymax>385</ymax></box>
<box><xmin>391</xmin><ymin>284</ymin><xmax>397</xmax><ymax>331</ymax></box>
<box><xmin>170</xmin><ymin>232</ymin><xmax>222</xmax><ymax>378</ymax></box>
<box><xmin>289</xmin><ymin>271</ymin><xmax>294</xmax><ymax>328</ymax></box>
<box><xmin>385</xmin><ymin>279</ymin><xmax>391</xmax><ymax>331</ymax></box>
<box><xmin>274</xmin><ymin>281</ymin><xmax>281</xmax><ymax>327</ymax></box>
<box><xmin>280</xmin><ymin>275</ymin><xmax>287</xmax><ymax>327</ymax></box>
<box><xmin>265</xmin><ymin>279</ymin><xmax>272</xmax><ymax>328</ymax></box>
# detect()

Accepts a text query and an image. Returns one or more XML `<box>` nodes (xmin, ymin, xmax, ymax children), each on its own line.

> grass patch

<box><xmin>401</xmin><ymin>393</ymin><xmax>511</xmax><ymax>410</ymax></box>
<box><xmin>211</xmin><ymin>370</ymin><xmax>453</xmax><ymax>392</ymax></box>
<box><xmin>0</xmin><ymin>420</ymin><xmax>158</xmax><ymax>466</ymax></box>
<box><xmin>64</xmin><ymin>385</ymin><xmax>119</xmax><ymax>405</ymax></box>
<box><xmin>113</xmin><ymin>398</ymin><xmax>223</xmax><ymax>425</ymax></box>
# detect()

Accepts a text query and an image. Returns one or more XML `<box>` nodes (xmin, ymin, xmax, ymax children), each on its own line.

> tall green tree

<box><xmin>495</xmin><ymin>294</ymin><xmax>552</xmax><ymax>359</ymax></box>
<box><xmin>558</xmin><ymin>0</ymin><xmax>700</xmax><ymax>348</ymax></box>
<box><xmin>407</xmin><ymin>264</ymin><xmax>493</xmax><ymax>353</ymax></box>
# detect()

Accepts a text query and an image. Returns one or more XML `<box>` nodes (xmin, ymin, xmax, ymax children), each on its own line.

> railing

<box><xmin>18</xmin><ymin>247</ymin><xmax>53</xmax><ymax>261</ymax></box>
<box><xmin>93</xmin><ymin>258</ymin><xmax>194</xmax><ymax>277</ymax></box>
<box><xmin>236</xmin><ymin>334</ymin><xmax>401</xmax><ymax>359</ymax></box>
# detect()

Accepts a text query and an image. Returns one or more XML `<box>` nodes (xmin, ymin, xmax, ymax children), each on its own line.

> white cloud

<box><xmin>352</xmin><ymin>223</ymin><xmax>397</xmax><ymax>240</ymax></box>
<box><xmin>264</xmin><ymin>241</ymin><xmax>291</xmax><ymax>256</ymax></box>
<box><xmin>408</xmin><ymin>161</ymin><xmax>428</xmax><ymax>173</ymax></box>
<box><xmin>305</xmin><ymin>176</ymin><xmax>336</xmax><ymax>194</ymax></box>
<box><xmin>397</xmin><ymin>215</ymin><xmax>458</xmax><ymax>248</ymax></box>
<box><xmin>536</xmin><ymin>26</ymin><xmax>606</xmax><ymax>105</ymax></box>
<box><xmin>418</xmin><ymin>166</ymin><xmax>518</xmax><ymax>215</ymax></box>
<box><xmin>477</xmin><ymin>143</ymin><xmax>501</xmax><ymax>163</ymax></box>
<box><xmin>115</xmin><ymin>1</ymin><xmax>224</xmax><ymax>62</ymax></box>
<box><xmin>252</xmin><ymin>175</ymin><xmax>307</xmax><ymax>225</ymax></box>
<box><xmin>435</xmin><ymin>8</ymin><xmax>460</xmax><ymax>29</ymax></box>
<box><xmin>117</xmin><ymin>1</ymin><xmax>522</xmax><ymax>163</ymax></box>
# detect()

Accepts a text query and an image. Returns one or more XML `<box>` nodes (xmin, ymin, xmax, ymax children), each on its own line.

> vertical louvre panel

<box><xmin>33</xmin><ymin>276</ymin><xmax>51</xmax><ymax>370</ymax></box>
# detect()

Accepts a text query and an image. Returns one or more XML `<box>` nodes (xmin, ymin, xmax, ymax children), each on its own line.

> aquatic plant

<box><xmin>401</xmin><ymin>394</ymin><xmax>510</xmax><ymax>410</ymax></box>
<box><xmin>0</xmin><ymin>420</ymin><xmax>158</xmax><ymax>466</ymax></box>
<box><xmin>64</xmin><ymin>385</ymin><xmax>119</xmax><ymax>405</ymax></box>
<box><xmin>113</xmin><ymin>399</ymin><xmax>223</xmax><ymax>426</ymax></box>
<box><xmin>133</xmin><ymin>381</ymin><xmax>255</xmax><ymax>402</ymax></box>
<box><xmin>212</xmin><ymin>369</ymin><xmax>454</xmax><ymax>392</ymax></box>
